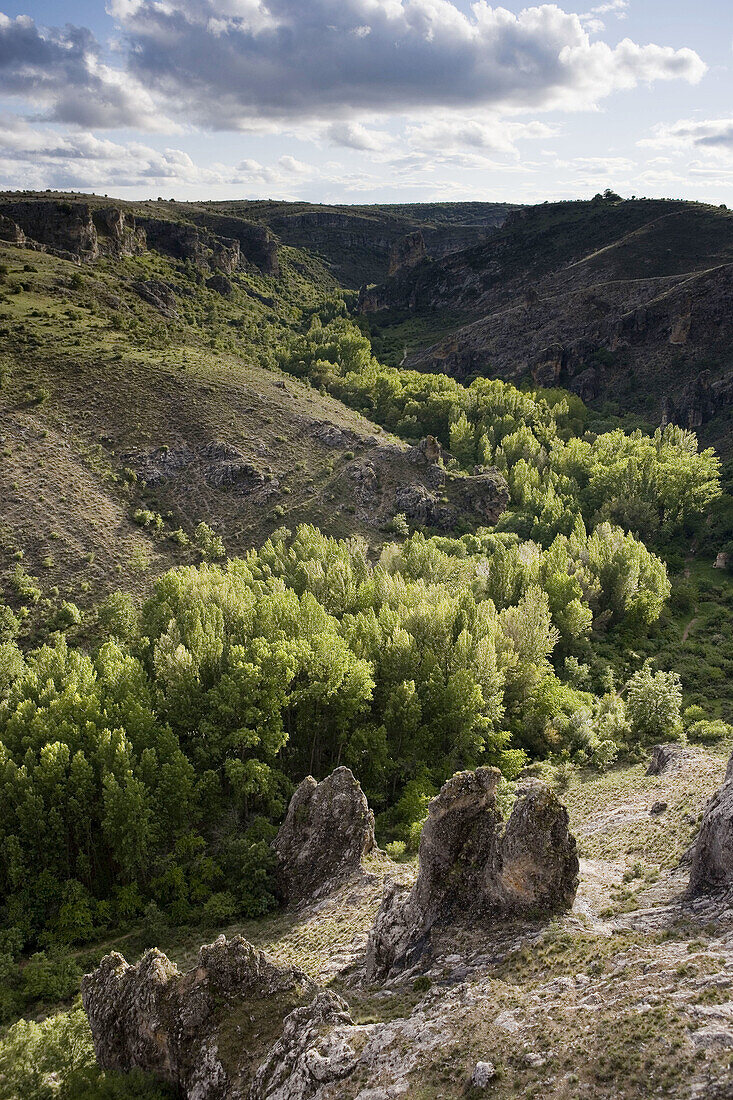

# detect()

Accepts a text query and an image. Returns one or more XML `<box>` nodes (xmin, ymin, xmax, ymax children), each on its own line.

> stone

<box><xmin>688</xmin><ymin>750</ymin><xmax>733</xmax><ymax>896</ymax></box>
<box><xmin>249</xmin><ymin>990</ymin><xmax>360</xmax><ymax>1100</ymax></box>
<box><xmin>81</xmin><ymin>935</ymin><xmax>317</xmax><ymax>1100</ymax></box>
<box><xmin>650</xmin><ymin>801</ymin><xmax>668</xmax><ymax>815</ymax></box>
<box><xmin>646</xmin><ymin>744</ymin><xmax>689</xmax><ymax>776</ymax></box>
<box><xmin>273</xmin><ymin>767</ymin><xmax>376</xmax><ymax>906</ymax></box>
<box><xmin>132</xmin><ymin>279</ymin><xmax>179</xmax><ymax>318</ymax></box>
<box><xmin>366</xmin><ymin>770</ymin><xmax>578</xmax><ymax>980</ymax></box>
<box><xmin>471</xmin><ymin>1061</ymin><xmax>497</xmax><ymax>1087</ymax></box>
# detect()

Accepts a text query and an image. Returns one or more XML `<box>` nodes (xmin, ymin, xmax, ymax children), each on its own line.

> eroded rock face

<box><xmin>688</xmin><ymin>752</ymin><xmax>733</xmax><ymax>896</ymax></box>
<box><xmin>250</xmin><ymin>990</ymin><xmax>360</xmax><ymax>1100</ymax></box>
<box><xmin>646</xmin><ymin>744</ymin><xmax>690</xmax><ymax>776</ymax></box>
<box><xmin>81</xmin><ymin>935</ymin><xmax>316</xmax><ymax>1100</ymax></box>
<box><xmin>366</xmin><ymin>770</ymin><xmax>578</xmax><ymax>980</ymax></box>
<box><xmin>273</xmin><ymin>767</ymin><xmax>376</xmax><ymax>906</ymax></box>
<box><xmin>389</xmin><ymin>230</ymin><xmax>427</xmax><ymax>276</ymax></box>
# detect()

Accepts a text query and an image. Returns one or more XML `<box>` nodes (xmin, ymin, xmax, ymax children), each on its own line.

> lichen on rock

<box><xmin>273</xmin><ymin>766</ymin><xmax>376</xmax><ymax>907</ymax></box>
<box><xmin>366</xmin><ymin>769</ymin><xmax>578</xmax><ymax>981</ymax></box>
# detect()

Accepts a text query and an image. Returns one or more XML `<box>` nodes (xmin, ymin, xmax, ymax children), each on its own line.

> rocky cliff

<box><xmin>0</xmin><ymin>195</ymin><xmax>279</xmax><ymax>276</ymax></box>
<box><xmin>358</xmin><ymin>200</ymin><xmax>733</xmax><ymax>448</ymax></box>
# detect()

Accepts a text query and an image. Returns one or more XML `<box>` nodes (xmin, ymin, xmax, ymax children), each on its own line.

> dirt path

<box><xmin>682</xmin><ymin>605</ymin><xmax>699</xmax><ymax>644</ymax></box>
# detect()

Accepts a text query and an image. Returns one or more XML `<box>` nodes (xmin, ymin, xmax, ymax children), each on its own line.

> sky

<box><xmin>0</xmin><ymin>0</ymin><xmax>730</xmax><ymax>204</ymax></box>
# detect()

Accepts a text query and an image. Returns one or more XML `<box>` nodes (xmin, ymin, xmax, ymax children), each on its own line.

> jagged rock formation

<box><xmin>249</xmin><ymin>990</ymin><xmax>359</xmax><ymax>1099</ymax></box>
<box><xmin>0</xmin><ymin>197</ymin><xmax>278</xmax><ymax>275</ymax></box>
<box><xmin>688</xmin><ymin>750</ymin><xmax>733</xmax><ymax>896</ymax></box>
<box><xmin>82</xmin><ymin>935</ymin><xmax>317</xmax><ymax>1100</ymax></box>
<box><xmin>366</xmin><ymin>770</ymin><xmax>578</xmax><ymax>980</ymax></box>
<box><xmin>0</xmin><ymin>200</ymin><xmax>145</xmax><ymax>261</ymax></box>
<box><xmin>646</xmin><ymin>743</ymin><xmax>692</xmax><ymax>776</ymax></box>
<box><xmin>273</xmin><ymin>767</ymin><xmax>376</xmax><ymax>906</ymax></box>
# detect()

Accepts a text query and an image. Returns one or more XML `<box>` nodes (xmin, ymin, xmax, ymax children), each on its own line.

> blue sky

<box><xmin>0</xmin><ymin>0</ymin><xmax>729</xmax><ymax>203</ymax></box>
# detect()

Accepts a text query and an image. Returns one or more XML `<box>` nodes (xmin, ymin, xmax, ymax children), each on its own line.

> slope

<box><xmin>358</xmin><ymin>198</ymin><xmax>733</xmax><ymax>451</ymax></box>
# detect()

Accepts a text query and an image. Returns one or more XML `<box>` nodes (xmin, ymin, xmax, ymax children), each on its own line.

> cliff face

<box><xmin>0</xmin><ymin>200</ymin><xmax>137</xmax><ymax>261</ymax></box>
<box><xmin>358</xmin><ymin>201</ymin><xmax>733</xmax><ymax>445</ymax></box>
<box><xmin>0</xmin><ymin>196</ymin><xmax>280</xmax><ymax>276</ymax></box>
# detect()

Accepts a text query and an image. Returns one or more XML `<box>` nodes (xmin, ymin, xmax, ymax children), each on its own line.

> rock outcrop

<box><xmin>646</xmin><ymin>743</ymin><xmax>691</xmax><ymax>777</ymax></box>
<box><xmin>388</xmin><ymin>230</ymin><xmax>427</xmax><ymax>276</ymax></box>
<box><xmin>688</xmin><ymin>751</ymin><xmax>733</xmax><ymax>896</ymax></box>
<box><xmin>249</xmin><ymin>991</ymin><xmax>360</xmax><ymax>1100</ymax></box>
<box><xmin>366</xmin><ymin>770</ymin><xmax>578</xmax><ymax>980</ymax></box>
<box><xmin>0</xmin><ymin>200</ymin><xmax>145</xmax><ymax>261</ymax></box>
<box><xmin>81</xmin><ymin>935</ymin><xmax>317</xmax><ymax>1100</ymax></box>
<box><xmin>273</xmin><ymin>767</ymin><xmax>376</xmax><ymax>906</ymax></box>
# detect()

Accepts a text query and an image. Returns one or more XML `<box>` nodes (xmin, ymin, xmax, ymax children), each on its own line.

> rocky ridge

<box><xmin>273</xmin><ymin>767</ymin><xmax>376</xmax><ymax>906</ymax></box>
<box><xmin>358</xmin><ymin>201</ymin><xmax>733</xmax><ymax>445</ymax></box>
<box><xmin>366</xmin><ymin>770</ymin><xmax>578</xmax><ymax>980</ymax></box>
<box><xmin>0</xmin><ymin>197</ymin><xmax>279</xmax><ymax>275</ymax></box>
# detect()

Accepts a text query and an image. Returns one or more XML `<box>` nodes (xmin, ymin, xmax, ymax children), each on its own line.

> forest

<box><xmin>0</xmin><ymin>307</ymin><xmax>725</xmax><ymax>985</ymax></box>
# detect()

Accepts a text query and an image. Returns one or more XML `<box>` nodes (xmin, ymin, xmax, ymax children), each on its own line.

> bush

<box><xmin>687</xmin><ymin>719</ymin><xmax>731</xmax><ymax>744</ymax></box>
<box><xmin>202</xmin><ymin>891</ymin><xmax>237</xmax><ymax>925</ymax></box>
<box><xmin>21</xmin><ymin>950</ymin><xmax>81</xmax><ymax>1003</ymax></box>
<box><xmin>51</xmin><ymin>602</ymin><xmax>82</xmax><ymax>632</ymax></box>
<box><xmin>133</xmin><ymin>509</ymin><xmax>163</xmax><ymax>531</ymax></box>
<box><xmin>385</xmin><ymin>840</ymin><xmax>407</xmax><ymax>860</ymax></box>
<box><xmin>388</xmin><ymin>513</ymin><xmax>409</xmax><ymax>537</ymax></box>
<box><xmin>626</xmin><ymin>663</ymin><xmax>682</xmax><ymax>745</ymax></box>
<box><xmin>11</xmin><ymin>564</ymin><xmax>41</xmax><ymax>604</ymax></box>
<box><xmin>193</xmin><ymin>522</ymin><xmax>225</xmax><ymax>559</ymax></box>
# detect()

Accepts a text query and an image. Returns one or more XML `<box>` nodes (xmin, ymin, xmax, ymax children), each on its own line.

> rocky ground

<box><xmin>82</xmin><ymin>744</ymin><xmax>733</xmax><ymax>1099</ymax></box>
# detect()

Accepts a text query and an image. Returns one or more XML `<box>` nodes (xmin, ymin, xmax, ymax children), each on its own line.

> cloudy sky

<box><xmin>0</xmin><ymin>0</ymin><xmax>729</xmax><ymax>203</ymax></box>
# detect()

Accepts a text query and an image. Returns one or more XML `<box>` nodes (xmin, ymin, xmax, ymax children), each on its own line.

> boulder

<box><xmin>273</xmin><ymin>767</ymin><xmax>376</xmax><ymax>906</ymax></box>
<box><xmin>81</xmin><ymin>935</ymin><xmax>317</xmax><ymax>1100</ymax></box>
<box><xmin>207</xmin><ymin>273</ymin><xmax>234</xmax><ymax>296</ymax></box>
<box><xmin>132</xmin><ymin>279</ymin><xmax>179</xmax><ymax>318</ymax></box>
<box><xmin>646</xmin><ymin>743</ymin><xmax>690</xmax><ymax>776</ymax></box>
<box><xmin>688</xmin><ymin>751</ymin><xmax>733</xmax><ymax>896</ymax></box>
<box><xmin>366</xmin><ymin>769</ymin><xmax>578</xmax><ymax>980</ymax></box>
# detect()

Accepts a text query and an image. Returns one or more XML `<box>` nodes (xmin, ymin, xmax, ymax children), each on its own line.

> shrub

<box><xmin>388</xmin><ymin>513</ymin><xmax>409</xmax><ymax>537</ymax></box>
<box><xmin>21</xmin><ymin>950</ymin><xmax>81</xmax><ymax>1003</ymax></box>
<box><xmin>385</xmin><ymin>840</ymin><xmax>407</xmax><ymax>860</ymax></box>
<box><xmin>133</xmin><ymin>509</ymin><xmax>163</xmax><ymax>532</ymax></box>
<box><xmin>51</xmin><ymin>602</ymin><xmax>82</xmax><ymax>631</ymax></box>
<box><xmin>193</xmin><ymin>522</ymin><xmax>225</xmax><ymax>560</ymax></box>
<box><xmin>687</xmin><ymin>719</ymin><xmax>731</xmax><ymax>744</ymax></box>
<box><xmin>11</xmin><ymin>564</ymin><xmax>41</xmax><ymax>604</ymax></box>
<box><xmin>626</xmin><ymin>663</ymin><xmax>683</xmax><ymax>745</ymax></box>
<box><xmin>202</xmin><ymin>891</ymin><xmax>237</xmax><ymax>925</ymax></box>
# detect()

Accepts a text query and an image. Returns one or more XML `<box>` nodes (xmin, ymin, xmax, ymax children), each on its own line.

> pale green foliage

<box><xmin>193</xmin><ymin>521</ymin><xmax>225</xmax><ymax>559</ymax></box>
<box><xmin>626</xmin><ymin>663</ymin><xmax>683</xmax><ymax>745</ymax></box>
<box><xmin>278</xmin><ymin>318</ymin><xmax>720</xmax><ymax>547</ymax></box>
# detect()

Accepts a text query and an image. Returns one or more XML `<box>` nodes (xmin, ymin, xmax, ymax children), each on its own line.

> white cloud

<box><xmin>0</xmin><ymin>115</ymin><xmax>320</xmax><ymax>196</ymax></box>
<box><xmin>104</xmin><ymin>1</ymin><xmax>704</xmax><ymax>127</ymax></box>
<box><xmin>326</xmin><ymin>121</ymin><xmax>391</xmax><ymax>151</ymax></box>
<box><xmin>406</xmin><ymin>116</ymin><xmax>559</xmax><ymax>156</ymax></box>
<box><xmin>641</xmin><ymin>117</ymin><xmax>733</xmax><ymax>156</ymax></box>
